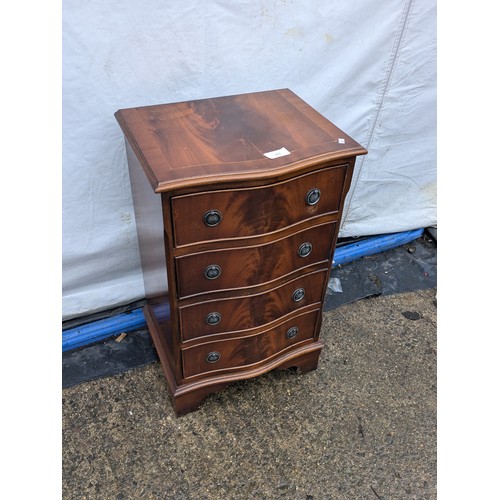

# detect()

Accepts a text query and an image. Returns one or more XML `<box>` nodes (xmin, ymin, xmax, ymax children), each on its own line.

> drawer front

<box><xmin>179</xmin><ymin>269</ymin><xmax>328</xmax><ymax>341</ymax></box>
<box><xmin>171</xmin><ymin>165</ymin><xmax>347</xmax><ymax>246</ymax></box>
<box><xmin>175</xmin><ymin>221</ymin><xmax>336</xmax><ymax>298</ymax></box>
<box><xmin>182</xmin><ymin>309</ymin><xmax>320</xmax><ymax>378</ymax></box>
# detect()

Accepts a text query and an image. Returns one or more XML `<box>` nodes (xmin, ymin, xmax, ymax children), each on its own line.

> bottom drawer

<box><xmin>181</xmin><ymin>308</ymin><xmax>320</xmax><ymax>379</ymax></box>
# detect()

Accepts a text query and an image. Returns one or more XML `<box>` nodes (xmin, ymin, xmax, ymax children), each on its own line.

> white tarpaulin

<box><xmin>62</xmin><ymin>0</ymin><xmax>436</xmax><ymax>319</ymax></box>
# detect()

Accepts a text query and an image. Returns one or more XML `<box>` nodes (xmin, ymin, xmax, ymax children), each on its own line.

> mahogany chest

<box><xmin>115</xmin><ymin>89</ymin><xmax>367</xmax><ymax>415</ymax></box>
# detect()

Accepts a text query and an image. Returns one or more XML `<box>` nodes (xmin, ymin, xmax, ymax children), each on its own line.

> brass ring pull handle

<box><xmin>206</xmin><ymin>351</ymin><xmax>221</xmax><ymax>363</ymax></box>
<box><xmin>204</xmin><ymin>210</ymin><xmax>222</xmax><ymax>227</ymax></box>
<box><xmin>286</xmin><ymin>327</ymin><xmax>298</xmax><ymax>339</ymax></box>
<box><xmin>204</xmin><ymin>265</ymin><xmax>221</xmax><ymax>280</ymax></box>
<box><xmin>306</xmin><ymin>188</ymin><xmax>321</xmax><ymax>205</ymax></box>
<box><xmin>205</xmin><ymin>312</ymin><xmax>222</xmax><ymax>325</ymax></box>
<box><xmin>298</xmin><ymin>242</ymin><xmax>313</xmax><ymax>257</ymax></box>
<box><xmin>292</xmin><ymin>288</ymin><xmax>305</xmax><ymax>302</ymax></box>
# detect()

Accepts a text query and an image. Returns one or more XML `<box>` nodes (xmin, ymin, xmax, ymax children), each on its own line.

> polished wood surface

<box><xmin>181</xmin><ymin>308</ymin><xmax>320</xmax><ymax>378</ymax></box>
<box><xmin>172</xmin><ymin>341</ymin><xmax>324</xmax><ymax>416</ymax></box>
<box><xmin>116</xmin><ymin>89</ymin><xmax>367</xmax><ymax>415</ymax></box>
<box><xmin>175</xmin><ymin>221</ymin><xmax>336</xmax><ymax>298</ymax></box>
<box><xmin>178</xmin><ymin>268</ymin><xmax>328</xmax><ymax>342</ymax></box>
<box><xmin>115</xmin><ymin>89</ymin><xmax>367</xmax><ymax>192</ymax></box>
<box><xmin>126</xmin><ymin>141</ymin><xmax>169</xmax><ymax>298</ymax></box>
<box><xmin>171</xmin><ymin>165</ymin><xmax>347</xmax><ymax>246</ymax></box>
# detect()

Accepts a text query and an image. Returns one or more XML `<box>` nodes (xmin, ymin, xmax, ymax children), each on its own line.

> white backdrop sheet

<box><xmin>62</xmin><ymin>0</ymin><xmax>436</xmax><ymax>319</ymax></box>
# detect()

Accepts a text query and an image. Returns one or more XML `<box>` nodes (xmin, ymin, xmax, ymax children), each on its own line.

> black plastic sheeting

<box><xmin>62</xmin><ymin>328</ymin><xmax>159</xmax><ymax>389</ymax></box>
<box><xmin>324</xmin><ymin>232</ymin><xmax>436</xmax><ymax>309</ymax></box>
<box><xmin>63</xmin><ymin>232</ymin><xmax>436</xmax><ymax>388</ymax></box>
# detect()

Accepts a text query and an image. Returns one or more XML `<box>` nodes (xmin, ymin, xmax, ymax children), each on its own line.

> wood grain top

<box><xmin>115</xmin><ymin>88</ymin><xmax>367</xmax><ymax>192</ymax></box>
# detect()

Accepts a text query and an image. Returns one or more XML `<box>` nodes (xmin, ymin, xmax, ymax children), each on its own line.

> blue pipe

<box><xmin>332</xmin><ymin>228</ymin><xmax>424</xmax><ymax>267</ymax></box>
<box><xmin>62</xmin><ymin>308</ymin><xmax>146</xmax><ymax>352</ymax></box>
<box><xmin>62</xmin><ymin>228</ymin><xmax>424</xmax><ymax>352</ymax></box>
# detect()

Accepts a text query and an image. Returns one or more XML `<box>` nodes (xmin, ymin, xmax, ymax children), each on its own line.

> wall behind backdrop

<box><xmin>62</xmin><ymin>0</ymin><xmax>436</xmax><ymax>320</ymax></box>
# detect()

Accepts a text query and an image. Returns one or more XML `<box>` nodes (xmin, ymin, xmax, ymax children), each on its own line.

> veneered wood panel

<box><xmin>178</xmin><ymin>268</ymin><xmax>328</xmax><ymax>342</ymax></box>
<box><xmin>125</xmin><ymin>141</ymin><xmax>169</xmax><ymax>298</ymax></box>
<box><xmin>171</xmin><ymin>165</ymin><xmax>347</xmax><ymax>247</ymax></box>
<box><xmin>115</xmin><ymin>89</ymin><xmax>367</xmax><ymax>192</ymax></box>
<box><xmin>175</xmin><ymin>221</ymin><xmax>336</xmax><ymax>298</ymax></box>
<box><xmin>181</xmin><ymin>308</ymin><xmax>320</xmax><ymax>378</ymax></box>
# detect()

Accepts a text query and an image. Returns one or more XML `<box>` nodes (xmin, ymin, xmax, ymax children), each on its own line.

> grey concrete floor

<box><xmin>62</xmin><ymin>288</ymin><xmax>437</xmax><ymax>500</ymax></box>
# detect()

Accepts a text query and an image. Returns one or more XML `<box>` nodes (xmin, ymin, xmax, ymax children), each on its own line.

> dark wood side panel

<box><xmin>171</xmin><ymin>165</ymin><xmax>347</xmax><ymax>246</ymax></box>
<box><xmin>181</xmin><ymin>308</ymin><xmax>320</xmax><ymax>378</ymax></box>
<box><xmin>178</xmin><ymin>269</ymin><xmax>328</xmax><ymax>342</ymax></box>
<box><xmin>175</xmin><ymin>221</ymin><xmax>336</xmax><ymax>298</ymax></box>
<box><xmin>126</xmin><ymin>140</ymin><xmax>169</xmax><ymax>299</ymax></box>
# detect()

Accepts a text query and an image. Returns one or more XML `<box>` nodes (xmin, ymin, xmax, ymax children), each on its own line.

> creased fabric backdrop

<box><xmin>62</xmin><ymin>0</ymin><xmax>436</xmax><ymax>319</ymax></box>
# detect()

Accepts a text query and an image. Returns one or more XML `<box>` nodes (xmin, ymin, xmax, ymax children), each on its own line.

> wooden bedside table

<box><xmin>115</xmin><ymin>89</ymin><xmax>367</xmax><ymax>415</ymax></box>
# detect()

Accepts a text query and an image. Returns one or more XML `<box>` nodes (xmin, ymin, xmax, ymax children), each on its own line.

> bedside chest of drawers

<box><xmin>115</xmin><ymin>89</ymin><xmax>367</xmax><ymax>415</ymax></box>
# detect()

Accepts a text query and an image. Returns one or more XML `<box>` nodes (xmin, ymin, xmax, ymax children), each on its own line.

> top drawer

<box><xmin>171</xmin><ymin>165</ymin><xmax>347</xmax><ymax>247</ymax></box>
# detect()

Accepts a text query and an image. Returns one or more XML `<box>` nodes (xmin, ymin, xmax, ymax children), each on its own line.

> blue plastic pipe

<box><xmin>62</xmin><ymin>307</ymin><xmax>146</xmax><ymax>352</ymax></box>
<box><xmin>332</xmin><ymin>228</ymin><xmax>424</xmax><ymax>267</ymax></box>
<box><xmin>62</xmin><ymin>228</ymin><xmax>424</xmax><ymax>352</ymax></box>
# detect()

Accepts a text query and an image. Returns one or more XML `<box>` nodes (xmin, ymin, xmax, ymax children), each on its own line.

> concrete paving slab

<box><xmin>62</xmin><ymin>288</ymin><xmax>436</xmax><ymax>499</ymax></box>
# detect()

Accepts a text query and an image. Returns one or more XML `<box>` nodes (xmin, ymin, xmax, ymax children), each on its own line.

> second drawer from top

<box><xmin>175</xmin><ymin>220</ymin><xmax>336</xmax><ymax>298</ymax></box>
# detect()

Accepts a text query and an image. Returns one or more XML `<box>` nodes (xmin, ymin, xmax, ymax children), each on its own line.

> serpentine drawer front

<box><xmin>175</xmin><ymin>221</ymin><xmax>336</xmax><ymax>298</ymax></box>
<box><xmin>178</xmin><ymin>268</ymin><xmax>328</xmax><ymax>342</ymax></box>
<box><xmin>171</xmin><ymin>165</ymin><xmax>347</xmax><ymax>246</ymax></box>
<box><xmin>181</xmin><ymin>309</ymin><xmax>321</xmax><ymax>379</ymax></box>
<box><xmin>115</xmin><ymin>88</ymin><xmax>367</xmax><ymax>415</ymax></box>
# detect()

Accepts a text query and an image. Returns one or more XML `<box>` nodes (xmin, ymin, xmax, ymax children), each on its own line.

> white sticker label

<box><xmin>338</xmin><ymin>138</ymin><xmax>345</xmax><ymax>144</ymax></box>
<box><xmin>263</xmin><ymin>147</ymin><xmax>291</xmax><ymax>159</ymax></box>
